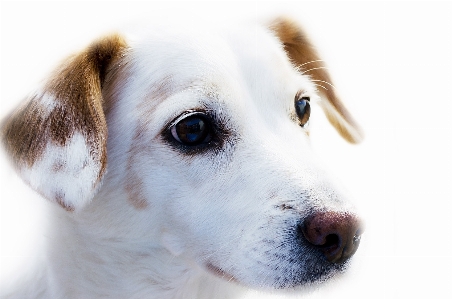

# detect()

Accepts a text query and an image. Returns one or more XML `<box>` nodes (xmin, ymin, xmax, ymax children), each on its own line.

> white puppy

<box><xmin>1</xmin><ymin>17</ymin><xmax>363</xmax><ymax>299</ymax></box>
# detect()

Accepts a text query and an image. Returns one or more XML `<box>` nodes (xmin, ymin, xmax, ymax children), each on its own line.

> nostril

<box><xmin>300</xmin><ymin>211</ymin><xmax>363</xmax><ymax>264</ymax></box>
<box><xmin>321</xmin><ymin>234</ymin><xmax>340</xmax><ymax>250</ymax></box>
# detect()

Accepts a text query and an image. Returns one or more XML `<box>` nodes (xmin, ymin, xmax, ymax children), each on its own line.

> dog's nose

<box><xmin>300</xmin><ymin>211</ymin><xmax>363</xmax><ymax>263</ymax></box>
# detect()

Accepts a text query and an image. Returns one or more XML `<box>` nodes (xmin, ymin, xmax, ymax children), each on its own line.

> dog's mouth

<box><xmin>204</xmin><ymin>253</ymin><xmax>348</xmax><ymax>290</ymax></box>
<box><xmin>201</xmin><ymin>213</ymin><xmax>362</xmax><ymax>289</ymax></box>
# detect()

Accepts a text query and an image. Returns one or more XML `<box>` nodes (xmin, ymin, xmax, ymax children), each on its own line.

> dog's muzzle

<box><xmin>300</xmin><ymin>211</ymin><xmax>363</xmax><ymax>264</ymax></box>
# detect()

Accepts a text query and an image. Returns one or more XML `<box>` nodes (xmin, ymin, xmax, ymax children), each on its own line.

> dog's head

<box><xmin>1</xmin><ymin>18</ymin><xmax>363</xmax><ymax>290</ymax></box>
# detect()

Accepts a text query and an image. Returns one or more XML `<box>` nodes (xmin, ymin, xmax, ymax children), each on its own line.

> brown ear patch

<box><xmin>1</xmin><ymin>34</ymin><xmax>128</xmax><ymax>210</ymax></box>
<box><xmin>3</xmin><ymin>34</ymin><xmax>127</xmax><ymax>171</ymax></box>
<box><xmin>269</xmin><ymin>17</ymin><xmax>363</xmax><ymax>143</ymax></box>
<box><xmin>2</xmin><ymin>94</ymin><xmax>52</xmax><ymax>167</ymax></box>
<box><xmin>44</xmin><ymin>34</ymin><xmax>128</xmax><ymax>177</ymax></box>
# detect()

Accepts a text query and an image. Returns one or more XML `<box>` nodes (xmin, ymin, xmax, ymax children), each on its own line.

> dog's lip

<box><xmin>205</xmin><ymin>262</ymin><xmax>238</xmax><ymax>283</ymax></box>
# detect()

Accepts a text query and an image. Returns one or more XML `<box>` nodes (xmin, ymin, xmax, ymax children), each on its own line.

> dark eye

<box><xmin>295</xmin><ymin>96</ymin><xmax>311</xmax><ymax>127</ymax></box>
<box><xmin>170</xmin><ymin>113</ymin><xmax>212</xmax><ymax>146</ymax></box>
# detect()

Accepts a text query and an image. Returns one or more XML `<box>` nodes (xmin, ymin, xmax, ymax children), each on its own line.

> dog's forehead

<box><xmin>129</xmin><ymin>26</ymin><xmax>240</xmax><ymax>83</ymax></box>
<box><xmin>223</xmin><ymin>25</ymin><xmax>317</xmax><ymax>111</ymax></box>
<box><xmin>125</xmin><ymin>24</ymin><xmax>314</xmax><ymax>111</ymax></box>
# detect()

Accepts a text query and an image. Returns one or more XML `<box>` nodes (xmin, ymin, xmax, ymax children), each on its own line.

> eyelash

<box><xmin>163</xmin><ymin>110</ymin><xmax>228</xmax><ymax>155</ymax></box>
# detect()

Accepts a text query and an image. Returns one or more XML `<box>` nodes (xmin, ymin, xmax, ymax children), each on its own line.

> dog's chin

<box><xmin>204</xmin><ymin>255</ymin><xmax>350</xmax><ymax>291</ymax></box>
<box><xmin>272</xmin><ymin>259</ymin><xmax>350</xmax><ymax>290</ymax></box>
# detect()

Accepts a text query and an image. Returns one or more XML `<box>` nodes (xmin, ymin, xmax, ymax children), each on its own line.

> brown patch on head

<box><xmin>125</xmin><ymin>173</ymin><xmax>148</xmax><ymax>210</ymax></box>
<box><xmin>102</xmin><ymin>63</ymin><xmax>181</xmax><ymax>210</ymax></box>
<box><xmin>122</xmin><ymin>75</ymin><xmax>192</xmax><ymax>210</ymax></box>
<box><xmin>148</xmin><ymin>75</ymin><xmax>177</xmax><ymax>105</ymax></box>
<box><xmin>124</xmin><ymin>125</ymin><xmax>150</xmax><ymax>210</ymax></box>
<box><xmin>269</xmin><ymin>17</ymin><xmax>363</xmax><ymax>143</ymax></box>
<box><xmin>121</xmin><ymin>75</ymin><xmax>194</xmax><ymax>210</ymax></box>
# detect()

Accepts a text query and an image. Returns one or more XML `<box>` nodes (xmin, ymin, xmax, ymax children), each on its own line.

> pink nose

<box><xmin>301</xmin><ymin>211</ymin><xmax>363</xmax><ymax>263</ymax></box>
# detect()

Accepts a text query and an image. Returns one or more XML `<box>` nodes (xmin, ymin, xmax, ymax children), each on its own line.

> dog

<box><xmin>0</xmin><ymin>17</ymin><xmax>364</xmax><ymax>299</ymax></box>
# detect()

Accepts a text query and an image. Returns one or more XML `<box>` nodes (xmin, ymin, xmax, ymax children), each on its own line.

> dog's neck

<box><xmin>13</xmin><ymin>197</ymin><xmax>243</xmax><ymax>299</ymax></box>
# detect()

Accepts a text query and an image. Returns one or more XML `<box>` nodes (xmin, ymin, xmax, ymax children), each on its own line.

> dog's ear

<box><xmin>269</xmin><ymin>17</ymin><xmax>363</xmax><ymax>143</ymax></box>
<box><xmin>1</xmin><ymin>34</ymin><xmax>127</xmax><ymax>211</ymax></box>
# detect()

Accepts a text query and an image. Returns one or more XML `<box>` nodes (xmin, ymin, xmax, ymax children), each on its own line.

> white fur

<box><xmin>20</xmin><ymin>131</ymin><xmax>100</xmax><ymax>210</ymax></box>
<box><xmin>1</xmin><ymin>21</ymin><xmax>360</xmax><ymax>299</ymax></box>
<box><xmin>35</xmin><ymin>91</ymin><xmax>58</xmax><ymax>117</ymax></box>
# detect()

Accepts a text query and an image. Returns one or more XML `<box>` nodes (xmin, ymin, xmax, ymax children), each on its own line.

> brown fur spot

<box><xmin>125</xmin><ymin>173</ymin><xmax>148</xmax><ymax>210</ymax></box>
<box><xmin>102</xmin><ymin>63</ymin><xmax>180</xmax><ymax>210</ymax></box>
<box><xmin>121</xmin><ymin>75</ymin><xmax>194</xmax><ymax>210</ymax></box>
<box><xmin>55</xmin><ymin>191</ymin><xmax>75</xmax><ymax>212</ymax></box>
<box><xmin>52</xmin><ymin>160</ymin><xmax>65</xmax><ymax>172</ymax></box>
<box><xmin>206</xmin><ymin>263</ymin><xmax>238</xmax><ymax>283</ymax></box>
<box><xmin>1</xmin><ymin>96</ymin><xmax>49</xmax><ymax>167</ymax></box>
<box><xmin>269</xmin><ymin>17</ymin><xmax>363</xmax><ymax>143</ymax></box>
<box><xmin>139</xmin><ymin>75</ymin><xmax>189</xmax><ymax>120</ymax></box>
<box><xmin>1</xmin><ymin>34</ymin><xmax>128</xmax><ymax>181</ymax></box>
<box><xmin>124</xmin><ymin>125</ymin><xmax>150</xmax><ymax>210</ymax></box>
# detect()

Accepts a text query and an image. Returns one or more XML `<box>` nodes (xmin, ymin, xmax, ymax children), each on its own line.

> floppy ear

<box><xmin>269</xmin><ymin>17</ymin><xmax>363</xmax><ymax>143</ymax></box>
<box><xmin>1</xmin><ymin>34</ymin><xmax>127</xmax><ymax>211</ymax></box>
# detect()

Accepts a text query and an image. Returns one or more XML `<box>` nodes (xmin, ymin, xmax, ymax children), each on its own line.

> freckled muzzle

<box><xmin>300</xmin><ymin>211</ymin><xmax>364</xmax><ymax>264</ymax></box>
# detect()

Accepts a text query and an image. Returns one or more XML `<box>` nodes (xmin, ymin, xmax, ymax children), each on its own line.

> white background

<box><xmin>1</xmin><ymin>1</ymin><xmax>452</xmax><ymax>298</ymax></box>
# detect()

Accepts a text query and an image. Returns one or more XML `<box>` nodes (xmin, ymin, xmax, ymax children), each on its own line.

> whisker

<box><xmin>314</xmin><ymin>83</ymin><xmax>329</xmax><ymax>91</ymax></box>
<box><xmin>301</xmin><ymin>66</ymin><xmax>329</xmax><ymax>75</ymax></box>
<box><xmin>298</xmin><ymin>59</ymin><xmax>324</xmax><ymax>68</ymax></box>
<box><xmin>311</xmin><ymin>79</ymin><xmax>336</xmax><ymax>89</ymax></box>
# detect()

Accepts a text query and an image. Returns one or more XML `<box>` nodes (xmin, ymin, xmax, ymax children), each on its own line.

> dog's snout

<box><xmin>300</xmin><ymin>211</ymin><xmax>363</xmax><ymax>263</ymax></box>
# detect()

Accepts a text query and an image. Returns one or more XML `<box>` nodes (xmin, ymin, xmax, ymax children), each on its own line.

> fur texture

<box><xmin>1</xmin><ymin>18</ymin><xmax>363</xmax><ymax>299</ymax></box>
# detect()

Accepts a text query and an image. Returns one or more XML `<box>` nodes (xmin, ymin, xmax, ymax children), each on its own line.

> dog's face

<box><xmin>1</xmin><ymin>18</ymin><xmax>363</xmax><ymax>291</ymax></box>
